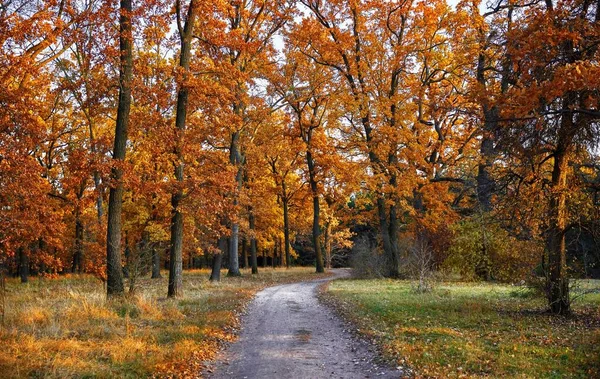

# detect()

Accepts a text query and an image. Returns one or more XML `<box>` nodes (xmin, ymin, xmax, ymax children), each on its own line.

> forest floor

<box><xmin>322</xmin><ymin>278</ymin><xmax>600</xmax><ymax>378</ymax></box>
<box><xmin>0</xmin><ymin>267</ymin><xmax>328</xmax><ymax>378</ymax></box>
<box><xmin>205</xmin><ymin>268</ymin><xmax>402</xmax><ymax>379</ymax></box>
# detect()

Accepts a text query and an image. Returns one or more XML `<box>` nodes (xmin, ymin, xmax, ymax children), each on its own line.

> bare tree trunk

<box><xmin>106</xmin><ymin>0</ymin><xmax>133</xmax><ymax>297</ymax></box>
<box><xmin>324</xmin><ymin>219</ymin><xmax>331</xmax><ymax>269</ymax></box>
<box><xmin>18</xmin><ymin>247</ymin><xmax>28</xmax><ymax>283</ymax></box>
<box><xmin>72</xmin><ymin>215</ymin><xmax>84</xmax><ymax>273</ymax></box>
<box><xmin>168</xmin><ymin>0</ymin><xmax>198</xmax><ymax>298</ymax></box>
<box><xmin>227</xmin><ymin>131</ymin><xmax>243</xmax><ymax>277</ymax></box>
<box><xmin>283</xmin><ymin>198</ymin><xmax>291</xmax><ymax>268</ymax></box>
<box><xmin>306</xmin><ymin>149</ymin><xmax>324</xmax><ymax>273</ymax></box>
<box><xmin>241</xmin><ymin>238</ymin><xmax>248</xmax><ymax>268</ymax></box>
<box><xmin>249</xmin><ymin>210</ymin><xmax>258</xmax><ymax>274</ymax></box>
<box><xmin>279</xmin><ymin>237</ymin><xmax>284</xmax><ymax>267</ymax></box>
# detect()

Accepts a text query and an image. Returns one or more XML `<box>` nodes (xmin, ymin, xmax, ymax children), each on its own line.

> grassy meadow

<box><xmin>323</xmin><ymin>279</ymin><xmax>600</xmax><ymax>378</ymax></box>
<box><xmin>0</xmin><ymin>268</ymin><xmax>327</xmax><ymax>378</ymax></box>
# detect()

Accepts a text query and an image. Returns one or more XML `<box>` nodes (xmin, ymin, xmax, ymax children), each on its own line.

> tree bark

<box><xmin>324</xmin><ymin>219</ymin><xmax>331</xmax><ymax>269</ymax></box>
<box><xmin>241</xmin><ymin>238</ymin><xmax>248</xmax><ymax>269</ymax></box>
<box><xmin>151</xmin><ymin>244</ymin><xmax>161</xmax><ymax>278</ymax></box>
<box><xmin>18</xmin><ymin>247</ymin><xmax>28</xmax><ymax>283</ymax></box>
<box><xmin>546</xmin><ymin>122</ymin><xmax>572</xmax><ymax>314</ymax></box>
<box><xmin>283</xmin><ymin>198</ymin><xmax>291</xmax><ymax>268</ymax></box>
<box><xmin>227</xmin><ymin>131</ymin><xmax>243</xmax><ymax>277</ymax></box>
<box><xmin>72</xmin><ymin>214</ymin><xmax>84</xmax><ymax>274</ymax></box>
<box><xmin>306</xmin><ymin>149</ymin><xmax>324</xmax><ymax>273</ymax></box>
<box><xmin>210</xmin><ymin>237</ymin><xmax>227</xmax><ymax>282</ymax></box>
<box><xmin>249</xmin><ymin>209</ymin><xmax>258</xmax><ymax>274</ymax></box>
<box><xmin>106</xmin><ymin>0</ymin><xmax>133</xmax><ymax>297</ymax></box>
<box><xmin>168</xmin><ymin>0</ymin><xmax>197</xmax><ymax>298</ymax></box>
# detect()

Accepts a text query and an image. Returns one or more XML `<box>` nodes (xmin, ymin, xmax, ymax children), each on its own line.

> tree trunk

<box><xmin>151</xmin><ymin>244</ymin><xmax>161</xmax><ymax>278</ymax></box>
<box><xmin>18</xmin><ymin>247</ymin><xmax>28</xmax><ymax>283</ymax></box>
<box><xmin>476</xmin><ymin>52</ymin><xmax>499</xmax><ymax>213</ymax></box>
<box><xmin>168</xmin><ymin>0</ymin><xmax>198</xmax><ymax>298</ymax></box>
<box><xmin>227</xmin><ymin>225</ymin><xmax>241</xmax><ymax>276</ymax></box>
<box><xmin>306</xmin><ymin>149</ymin><xmax>324</xmax><ymax>273</ymax></box>
<box><xmin>106</xmin><ymin>0</ymin><xmax>133</xmax><ymax>297</ymax></box>
<box><xmin>324</xmin><ymin>219</ymin><xmax>331</xmax><ymax>269</ymax></box>
<box><xmin>283</xmin><ymin>198</ymin><xmax>291</xmax><ymax>268</ymax></box>
<box><xmin>249</xmin><ymin>210</ymin><xmax>258</xmax><ymax>274</ymax></box>
<box><xmin>227</xmin><ymin>131</ymin><xmax>243</xmax><ymax>277</ymax></box>
<box><xmin>241</xmin><ymin>238</ymin><xmax>248</xmax><ymax>268</ymax></box>
<box><xmin>93</xmin><ymin>172</ymin><xmax>103</xmax><ymax>222</ymax></box>
<box><xmin>279</xmin><ymin>237</ymin><xmax>284</xmax><ymax>267</ymax></box>
<box><xmin>123</xmin><ymin>237</ymin><xmax>130</xmax><ymax>279</ymax></box>
<box><xmin>210</xmin><ymin>237</ymin><xmax>227</xmax><ymax>282</ymax></box>
<box><xmin>72</xmin><ymin>213</ymin><xmax>84</xmax><ymax>274</ymax></box>
<box><xmin>209</xmin><ymin>253</ymin><xmax>222</xmax><ymax>282</ymax></box>
<box><xmin>546</xmin><ymin>145</ymin><xmax>570</xmax><ymax>314</ymax></box>
<box><xmin>262</xmin><ymin>249</ymin><xmax>266</xmax><ymax>268</ymax></box>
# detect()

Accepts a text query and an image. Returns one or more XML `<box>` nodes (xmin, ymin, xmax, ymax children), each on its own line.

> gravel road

<box><xmin>205</xmin><ymin>269</ymin><xmax>401</xmax><ymax>379</ymax></box>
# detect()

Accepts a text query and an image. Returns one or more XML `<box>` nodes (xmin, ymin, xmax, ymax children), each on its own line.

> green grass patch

<box><xmin>325</xmin><ymin>278</ymin><xmax>600</xmax><ymax>378</ymax></box>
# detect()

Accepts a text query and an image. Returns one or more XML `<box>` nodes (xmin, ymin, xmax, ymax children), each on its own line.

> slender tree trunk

<box><xmin>262</xmin><ymin>249</ymin><xmax>266</xmax><ymax>268</ymax></box>
<box><xmin>241</xmin><ymin>238</ymin><xmax>248</xmax><ymax>269</ymax></box>
<box><xmin>72</xmin><ymin>214</ymin><xmax>84</xmax><ymax>273</ymax></box>
<box><xmin>106</xmin><ymin>0</ymin><xmax>133</xmax><ymax>297</ymax></box>
<box><xmin>306</xmin><ymin>149</ymin><xmax>324</xmax><ymax>273</ymax></box>
<box><xmin>283</xmin><ymin>198</ymin><xmax>291</xmax><ymax>268</ymax></box>
<box><xmin>123</xmin><ymin>236</ymin><xmax>130</xmax><ymax>279</ymax></box>
<box><xmin>279</xmin><ymin>237</ymin><xmax>284</xmax><ymax>267</ymax></box>
<box><xmin>227</xmin><ymin>131</ymin><xmax>243</xmax><ymax>277</ymax></box>
<box><xmin>249</xmin><ymin>210</ymin><xmax>258</xmax><ymax>274</ymax></box>
<box><xmin>168</xmin><ymin>0</ymin><xmax>197</xmax><ymax>298</ymax></box>
<box><xmin>151</xmin><ymin>244</ymin><xmax>161</xmax><ymax>278</ymax></box>
<box><xmin>324</xmin><ymin>219</ymin><xmax>331</xmax><ymax>269</ymax></box>
<box><xmin>18</xmin><ymin>247</ymin><xmax>28</xmax><ymax>283</ymax></box>
<box><xmin>93</xmin><ymin>172</ymin><xmax>103</xmax><ymax>222</ymax></box>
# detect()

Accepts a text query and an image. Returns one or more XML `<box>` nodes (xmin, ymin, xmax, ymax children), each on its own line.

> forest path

<box><xmin>204</xmin><ymin>268</ymin><xmax>399</xmax><ymax>379</ymax></box>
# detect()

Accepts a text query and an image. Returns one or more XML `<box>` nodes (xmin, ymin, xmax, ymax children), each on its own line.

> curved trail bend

<box><xmin>206</xmin><ymin>269</ymin><xmax>399</xmax><ymax>379</ymax></box>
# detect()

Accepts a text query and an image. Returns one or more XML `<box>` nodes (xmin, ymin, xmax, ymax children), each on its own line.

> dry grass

<box><xmin>324</xmin><ymin>279</ymin><xmax>600</xmax><ymax>378</ymax></box>
<box><xmin>0</xmin><ymin>267</ymin><xmax>326</xmax><ymax>378</ymax></box>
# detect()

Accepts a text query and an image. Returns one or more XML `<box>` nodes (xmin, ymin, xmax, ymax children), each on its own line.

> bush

<box><xmin>444</xmin><ymin>217</ymin><xmax>540</xmax><ymax>282</ymax></box>
<box><xmin>350</xmin><ymin>237</ymin><xmax>386</xmax><ymax>278</ymax></box>
<box><xmin>402</xmin><ymin>236</ymin><xmax>436</xmax><ymax>293</ymax></box>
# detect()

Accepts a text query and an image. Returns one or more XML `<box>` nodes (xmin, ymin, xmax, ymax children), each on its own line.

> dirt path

<box><xmin>205</xmin><ymin>269</ymin><xmax>400</xmax><ymax>378</ymax></box>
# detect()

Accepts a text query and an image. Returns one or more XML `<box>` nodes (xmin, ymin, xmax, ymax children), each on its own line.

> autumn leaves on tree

<box><xmin>1</xmin><ymin>0</ymin><xmax>599</xmax><ymax>315</ymax></box>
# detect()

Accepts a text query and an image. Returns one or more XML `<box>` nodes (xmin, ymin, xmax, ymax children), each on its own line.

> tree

<box><xmin>167</xmin><ymin>0</ymin><xmax>198</xmax><ymax>298</ymax></box>
<box><xmin>106</xmin><ymin>0</ymin><xmax>134</xmax><ymax>297</ymax></box>
<box><xmin>495</xmin><ymin>0</ymin><xmax>600</xmax><ymax>314</ymax></box>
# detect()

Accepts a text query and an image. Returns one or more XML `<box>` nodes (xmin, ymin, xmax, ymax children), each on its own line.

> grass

<box><xmin>0</xmin><ymin>267</ymin><xmax>326</xmax><ymax>378</ymax></box>
<box><xmin>323</xmin><ymin>278</ymin><xmax>600</xmax><ymax>378</ymax></box>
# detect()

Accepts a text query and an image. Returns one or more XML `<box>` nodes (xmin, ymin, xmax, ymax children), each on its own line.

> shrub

<box><xmin>444</xmin><ymin>217</ymin><xmax>540</xmax><ymax>282</ymax></box>
<box><xmin>350</xmin><ymin>237</ymin><xmax>386</xmax><ymax>278</ymax></box>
